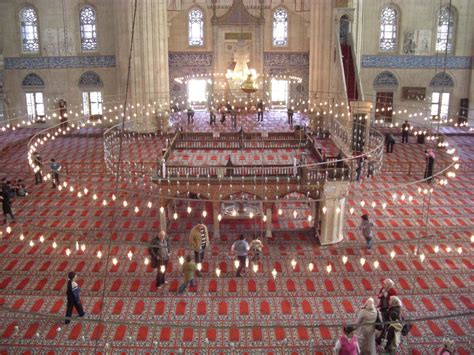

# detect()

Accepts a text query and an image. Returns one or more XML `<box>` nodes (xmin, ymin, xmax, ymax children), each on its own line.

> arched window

<box><xmin>188</xmin><ymin>8</ymin><xmax>204</xmax><ymax>46</ymax></box>
<box><xmin>20</xmin><ymin>7</ymin><xmax>40</xmax><ymax>53</ymax></box>
<box><xmin>436</xmin><ymin>6</ymin><xmax>455</xmax><ymax>53</ymax></box>
<box><xmin>79</xmin><ymin>71</ymin><xmax>103</xmax><ymax>118</ymax></box>
<box><xmin>379</xmin><ymin>6</ymin><xmax>398</xmax><ymax>52</ymax></box>
<box><xmin>22</xmin><ymin>73</ymin><xmax>45</xmax><ymax>122</ymax></box>
<box><xmin>273</xmin><ymin>8</ymin><xmax>288</xmax><ymax>47</ymax></box>
<box><xmin>80</xmin><ymin>5</ymin><xmax>97</xmax><ymax>51</ymax></box>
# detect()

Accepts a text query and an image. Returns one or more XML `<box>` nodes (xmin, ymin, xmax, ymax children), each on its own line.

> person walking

<box><xmin>231</xmin><ymin>235</ymin><xmax>249</xmax><ymax>277</ymax></box>
<box><xmin>333</xmin><ymin>324</ymin><xmax>360</xmax><ymax>354</ymax></box>
<box><xmin>287</xmin><ymin>107</ymin><xmax>294</xmax><ymax>125</ymax></box>
<box><xmin>356</xmin><ymin>298</ymin><xmax>378</xmax><ymax>355</ymax></box>
<box><xmin>152</xmin><ymin>231</ymin><xmax>170</xmax><ymax>288</ymax></box>
<box><xmin>50</xmin><ymin>159</ymin><xmax>61</xmax><ymax>188</ymax></box>
<box><xmin>230</xmin><ymin>109</ymin><xmax>237</xmax><ymax>129</ymax></box>
<box><xmin>256</xmin><ymin>100</ymin><xmax>264</xmax><ymax>122</ymax></box>
<box><xmin>187</xmin><ymin>108</ymin><xmax>195</xmax><ymax>124</ymax></box>
<box><xmin>382</xmin><ymin>297</ymin><xmax>403</xmax><ymax>354</ymax></box>
<box><xmin>401</xmin><ymin>120</ymin><xmax>410</xmax><ymax>143</ymax></box>
<box><xmin>209</xmin><ymin>108</ymin><xmax>217</xmax><ymax>125</ymax></box>
<box><xmin>178</xmin><ymin>254</ymin><xmax>197</xmax><ymax>294</ymax></box>
<box><xmin>33</xmin><ymin>152</ymin><xmax>43</xmax><ymax>184</ymax></box>
<box><xmin>1</xmin><ymin>187</ymin><xmax>16</xmax><ymax>224</ymax></box>
<box><xmin>189</xmin><ymin>222</ymin><xmax>209</xmax><ymax>275</ymax></box>
<box><xmin>355</xmin><ymin>156</ymin><xmax>365</xmax><ymax>182</ymax></box>
<box><xmin>424</xmin><ymin>149</ymin><xmax>435</xmax><ymax>183</ymax></box>
<box><xmin>377</xmin><ymin>278</ymin><xmax>397</xmax><ymax>322</ymax></box>
<box><xmin>385</xmin><ymin>133</ymin><xmax>395</xmax><ymax>153</ymax></box>
<box><xmin>65</xmin><ymin>271</ymin><xmax>85</xmax><ymax>324</ymax></box>
<box><xmin>359</xmin><ymin>214</ymin><xmax>374</xmax><ymax>250</ymax></box>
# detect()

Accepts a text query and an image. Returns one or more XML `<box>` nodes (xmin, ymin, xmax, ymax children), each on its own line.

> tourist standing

<box><xmin>50</xmin><ymin>159</ymin><xmax>61</xmax><ymax>188</ymax></box>
<box><xmin>153</xmin><ymin>231</ymin><xmax>170</xmax><ymax>288</ymax></box>
<box><xmin>356</xmin><ymin>298</ymin><xmax>378</xmax><ymax>354</ymax></box>
<box><xmin>401</xmin><ymin>120</ymin><xmax>410</xmax><ymax>143</ymax></box>
<box><xmin>187</xmin><ymin>108</ymin><xmax>195</xmax><ymax>124</ymax></box>
<box><xmin>189</xmin><ymin>223</ymin><xmax>209</xmax><ymax>274</ymax></box>
<box><xmin>287</xmin><ymin>107</ymin><xmax>294</xmax><ymax>125</ymax></box>
<box><xmin>33</xmin><ymin>152</ymin><xmax>43</xmax><ymax>184</ymax></box>
<box><xmin>250</xmin><ymin>237</ymin><xmax>263</xmax><ymax>262</ymax></box>
<box><xmin>1</xmin><ymin>187</ymin><xmax>15</xmax><ymax>224</ymax></box>
<box><xmin>65</xmin><ymin>271</ymin><xmax>85</xmax><ymax>324</ymax></box>
<box><xmin>178</xmin><ymin>254</ymin><xmax>197</xmax><ymax>294</ymax></box>
<box><xmin>377</xmin><ymin>278</ymin><xmax>397</xmax><ymax>322</ymax></box>
<box><xmin>359</xmin><ymin>214</ymin><xmax>374</xmax><ymax>250</ymax></box>
<box><xmin>209</xmin><ymin>108</ymin><xmax>217</xmax><ymax>125</ymax></box>
<box><xmin>424</xmin><ymin>149</ymin><xmax>435</xmax><ymax>183</ymax></box>
<box><xmin>382</xmin><ymin>297</ymin><xmax>403</xmax><ymax>354</ymax></box>
<box><xmin>256</xmin><ymin>100</ymin><xmax>264</xmax><ymax>122</ymax></box>
<box><xmin>231</xmin><ymin>235</ymin><xmax>249</xmax><ymax>277</ymax></box>
<box><xmin>385</xmin><ymin>133</ymin><xmax>395</xmax><ymax>153</ymax></box>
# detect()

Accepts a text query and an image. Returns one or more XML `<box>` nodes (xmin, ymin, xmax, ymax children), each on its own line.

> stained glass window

<box><xmin>80</xmin><ymin>6</ymin><xmax>97</xmax><ymax>51</ymax></box>
<box><xmin>188</xmin><ymin>8</ymin><xmax>204</xmax><ymax>46</ymax></box>
<box><xmin>20</xmin><ymin>7</ymin><xmax>40</xmax><ymax>53</ymax></box>
<box><xmin>273</xmin><ymin>8</ymin><xmax>288</xmax><ymax>47</ymax></box>
<box><xmin>436</xmin><ymin>6</ymin><xmax>455</xmax><ymax>53</ymax></box>
<box><xmin>379</xmin><ymin>6</ymin><xmax>398</xmax><ymax>52</ymax></box>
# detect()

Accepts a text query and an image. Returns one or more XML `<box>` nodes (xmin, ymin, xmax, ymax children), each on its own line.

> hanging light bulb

<box><xmin>360</xmin><ymin>257</ymin><xmax>366</xmax><ymax>266</ymax></box>
<box><xmin>390</xmin><ymin>250</ymin><xmax>396</xmax><ymax>259</ymax></box>
<box><xmin>322</xmin><ymin>206</ymin><xmax>327</xmax><ymax>214</ymax></box>
<box><xmin>20</xmin><ymin>234</ymin><xmax>25</xmax><ymax>240</ymax></box>
<box><xmin>66</xmin><ymin>248</ymin><xmax>71</xmax><ymax>256</ymax></box>
<box><xmin>187</xmin><ymin>206</ymin><xmax>192</xmax><ymax>214</ymax></box>
<box><xmin>39</xmin><ymin>235</ymin><xmax>45</xmax><ymax>243</ymax></box>
<box><xmin>52</xmin><ymin>241</ymin><xmax>57</xmax><ymax>249</ymax></box>
<box><xmin>173</xmin><ymin>212</ymin><xmax>178</xmax><ymax>220</ymax></box>
<box><xmin>419</xmin><ymin>253</ymin><xmax>425</xmax><ymax>262</ymax></box>
<box><xmin>177</xmin><ymin>256</ymin><xmax>184</xmax><ymax>265</ymax></box>
<box><xmin>272</xmin><ymin>268</ymin><xmax>277</xmax><ymax>279</ymax></box>
<box><xmin>342</xmin><ymin>256</ymin><xmax>348</xmax><ymax>264</ymax></box>
<box><xmin>127</xmin><ymin>250</ymin><xmax>133</xmax><ymax>260</ymax></box>
<box><xmin>382</xmin><ymin>202</ymin><xmax>387</xmax><ymax>210</ymax></box>
<box><xmin>471</xmin><ymin>235</ymin><xmax>474</xmax><ymax>243</ymax></box>
<box><xmin>112</xmin><ymin>194</ymin><xmax>116</xmax><ymax>201</ymax></box>
<box><xmin>371</xmin><ymin>201</ymin><xmax>376</xmax><ymax>208</ymax></box>
<box><xmin>252</xmin><ymin>263</ymin><xmax>258</xmax><ymax>273</ymax></box>
<box><xmin>456</xmin><ymin>247</ymin><xmax>462</xmax><ymax>254</ymax></box>
<box><xmin>112</xmin><ymin>258</ymin><xmax>118</xmax><ymax>265</ymax></box>
<box><xmin>92</xmin><ymin>194</ymin><xmax>98</xmax><ymax>200</ymax></box>
<box><xmin>144</xmin><ymin>257</ymin><xmax>150</xmax><ymax>265</ymax></box>
<box><xmin>197</xmin><ymin>263</ymin><xmax>202</xmax><ymax>271</ymax></box>
<box><xmin>83</xmin><ymin>188</ymin><xmax>89</xmax><ymax>195</ymax></box>
<box><xmin>307</xmin><ymin>215</ymin><xmax>312</xmax><ymax>222</ymax></box>
<box><xmin>249</xmin><ymin>212</ymin><xmax>254</xmax><ymax>219</ymax></box>
<box><xmin>6</xmin><ymin>226</ymin><xmax>12</xmax><ymax>234</ymax></box>
<box><xmin>80</xmin><ymin>244</ymin><xmax>86</xmax><ymax>252</ymax></box>
<box><xmin>278</xmin><ymin>208</ymin><xmax>283</xmax><ymax>215</ymax></box>
<box><xmin>215</xmin><ymin>268</ymin><xmax>221</xmax><ymax>277</ymax></box>
<box><xmin>360</xmin><ymin>201</ymin><xmax>365</xmax><ymax>207</ymax></box>
<box><xmin>75</xmin><ymin>241</ymin><xmax>79</xmax><ymax>250</ymax></box>
<box><xmin>234</xmin><ymin>259</ymin><xmax>240</xmax><ymax>269</ymax></box>
<box><xmin>122</xmin><ymin>200</ymin><xmax>128</xmax><ymax>207</ymax></box>
<box><xmin>308</xmin><ymin>262</ymin><xmax>314</xmax><ymax>271</ymax></box>
<box><xmin>160</xmin><ymin>206</ymin><xmax>164</xmax><ymax>213</ymax></box>
<box><xmin>29</xmin><ymin>240</ymin><xmax>35</xmax><ymax>247</ymax></box>
<box><xmin>217</xmin><ymin>214</ymin><xmax>222</xmax><ymax>222</ymax></box>
<box><xmin>326</xmin><ymin>264</ymin><xmax>332</xmax><ymax>273</ymax></box>
<box><xmin>202</xmin><ymin>210</ymin><xmax>207</xmax><ymax>218</ymax></box>
<box><xmin>373</xmin><ymin>260</ymin><xmax>379</xmax><ymax>269</ymax></box>
<box><xmin>134</xmin><ymin>206</ymin><xmax>139</xmax><ymax>213</ymax></box>
<box><xmin>292</xmin><ymin>210</ymin><xmax>297</xmax><ymax>219</ymax></box>
<box><xmin>434</xmin><ymin>245</ymin><xmax>439</xmax><ymax>253</ymax></box>
<box><xmin>97</xmin><ymin>250</ymin><xmax>102</xmax><ymax>258</ymax></box>
<box><xmin>160</xmin><ymin>264</ymin><xmax>166</xmax><ymax>273</ymax></box>
<box><xmin>263</xmin><ymin>215</ymin><xmax>267</xmax><ymax>222</ymax></box>
<box><xmin>349</xmin><ymin>207</ymin><xmax>354</xmax><ymax>215</ymax></box>
<box><xmin>232</xmin><ymin>209</ymin><xmax>237</xmax><ymax>217</ymax></box>
<box><xmin>446</xmin><ymin>246</ymin><xmax>452</xmax><ymax>253</ymax></box>
<box><xmin>291</xmin><ymin>259</ymin><xmax>297</xmax><ymax>269</ymax></box>
<box><xmin>336</xmin><ymin>207</ymin><xmax>341</xmax><ymax>214</ymax></box>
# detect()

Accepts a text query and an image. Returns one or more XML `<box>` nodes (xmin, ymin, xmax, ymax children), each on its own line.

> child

<box><xmin>333</xmin><ymin>324</ymin><xmax>360</xmax><ymax>354</ymax></box>
<box><xmin>178</xmin><ymin>254</ymin><xmax>197</xmax><ymax>294</ymax></box>
<box><xmin>359</xmin><ymin>214</ymin><xmax>374</xmax><ymax>250</ymax></box>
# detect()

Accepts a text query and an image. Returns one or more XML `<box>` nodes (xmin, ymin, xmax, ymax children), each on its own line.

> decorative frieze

<box><xmin>4</xmin><ymin>55</ymin><xmax>116</xmax><ymax>70</ymax></box>
<box><xmin>362</xmin><ymin>55</ymin><xmax>471</xmax><ymax>69</ymax></box>
<box><xmin>168</xmin><ymin>52</ymin><xmax>213</xmax><ymax>67</ymax></box>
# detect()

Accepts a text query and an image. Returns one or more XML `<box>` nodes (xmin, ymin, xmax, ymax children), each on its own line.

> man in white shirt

<box><xmin>231</xmin><ymin>235</ymin><xmax>249</xmax><ymax>277</ymax></box>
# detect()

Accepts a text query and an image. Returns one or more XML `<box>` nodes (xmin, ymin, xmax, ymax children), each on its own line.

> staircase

<box><xmin>340</xmin><ymin>44</ymin><xmax>358</xmax><ymax>101</ymax></box>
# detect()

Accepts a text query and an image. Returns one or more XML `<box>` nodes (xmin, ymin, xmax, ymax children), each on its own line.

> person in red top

<box><xmin>377</xmin><ymin>278</ymin><xmax>397</xmax><ymax>321</ymax></box>
<box><xmin>333</xmin><ymin>324</ymin><xmax>360</xmax><ymax>354</ymax></box>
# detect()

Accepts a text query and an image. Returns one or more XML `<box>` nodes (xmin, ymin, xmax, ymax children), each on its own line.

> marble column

<box><xmin>319</xmin><ymin>181</ymin><xmax>349</xmax><ymax>245</ymax></box>
<box><xmin>212</xmin><ymin>200</ymin><xmax>220</xmax><ymax>239</ymax></box>
<box><xmin>265</xmin><ymin>207</ymin><xmax>272</xmax><ymax>239</ymax></box>
<box><xmin>351</xmin><ymin>101</ymin><xmax>372</xmax><ymax>153</ymax></box>
<box><xmin>309</xmin><ymin>0</ymin><xmax>336</xmax><ymax>99</ymax></box>
<box><xmin>115</xmin><ymin>0</ymin><xmax>170</xmax><ymax>132</ymax></box>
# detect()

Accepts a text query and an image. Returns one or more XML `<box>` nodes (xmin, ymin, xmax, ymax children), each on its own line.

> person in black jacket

<box><xmin>65</xmin><ymin>271</ymin><xmax>85</xmax><ymax>324</ymax></box>
<box><xmin>1</xmin><ymin>186</ymin><xmax>15</xmax><ymax>224</ymax></box>
<box><xmin>33</xmin><ymin>152</ymin><xmax>43</xmax><ymax>184</ymax></box>
<box><xmin>149</xmin><ymin>231</ymin><xmax>171</xmax><ymax>288</ymax></box>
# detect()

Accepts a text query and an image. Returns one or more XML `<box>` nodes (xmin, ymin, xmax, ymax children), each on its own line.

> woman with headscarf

<box><xmin>356</xmin><ymin>298</ymin><xmax>378</xmax><ymax>354</ymax></box>
<box><xmin>383</xmin><ymin>296</ymin><xmax>403</xmax><ymax>354</ymax></box>
<box><xmin>377</xmin><ymin>278</ymin><xmax>397</xmax><ymax>321</ymax></box>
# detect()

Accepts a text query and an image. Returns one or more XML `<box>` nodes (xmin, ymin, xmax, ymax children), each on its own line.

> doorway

<box><xmin>187</xmin><ymin>79</ymin><xmax>208</xmax><ymax>106</ymax></box>
<box><xmin>271</xmin><ymin>79</ymin><xmax>289</xmax><ymax>106</ymax></box>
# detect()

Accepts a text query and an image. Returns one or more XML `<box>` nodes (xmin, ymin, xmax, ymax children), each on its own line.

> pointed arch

<box><xmin>373</xmin><ymin>71</ymin><xmax>399</xmax><ymax>88</ymax></box>
<box><xmin>429</xmin><ymin>72</ymin><xmax>454</xmax><ymax>88</ymax></box>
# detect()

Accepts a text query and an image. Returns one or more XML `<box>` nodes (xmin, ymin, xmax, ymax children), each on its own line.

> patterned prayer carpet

<box><xmin>0</xmin><ymin>114</ymin><xmax>472</xmax><ymax>354</ymax></box>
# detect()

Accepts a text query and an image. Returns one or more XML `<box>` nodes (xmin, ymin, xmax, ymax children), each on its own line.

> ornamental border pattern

<box><xmin>4</xmin><ymin>55</ymin><xmax>116</xmax><ymax>70</ymax></box>
<box><xmin>361</xmin><ymin>55</ymin><xmax>471</xmax><ymax>69</ymax></box>
<box><xmin>169</xmin><ymin>52</ymin><xmax>213</xmax><ymax>67</ymax></box>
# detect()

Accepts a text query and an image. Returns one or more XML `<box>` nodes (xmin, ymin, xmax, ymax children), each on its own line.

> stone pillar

<box><xmin>212</xmin><ymin>200</ymin><xmax>220</xmax><ymax>239</ymax></box>
<box><xmin>265</xmin><ymin>207</ymin><xmax>272</xmax><ymax>239</ymax></box>
<box><xmin>319</xmin><ymin>181</ymin><xmax>349</xmax><ymax>245</ymax></box>
<box><xmin>309</xmin><ymin>1</ymin><xmax>336</xmax><ymax>99</ymax></box>
<box><xmin>115</xmin><ymin>0</ymin><xmax>170</xmax><ymax>132</ymax></box>
<box><xmin>159</xmin><ymin>197</ymin><xmax>168</xmax><ymax>232</ymax></box>
<box><xmin>351</xmin><ymin>101</ymin><xmax>372</xmax><ymax>153</ymax></box>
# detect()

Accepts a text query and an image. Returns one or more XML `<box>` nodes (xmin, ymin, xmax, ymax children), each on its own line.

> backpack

<box><xmin>401</xmin><ymin>322</ymin><xmax>412</xmax><ymax>336</ymax></box>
